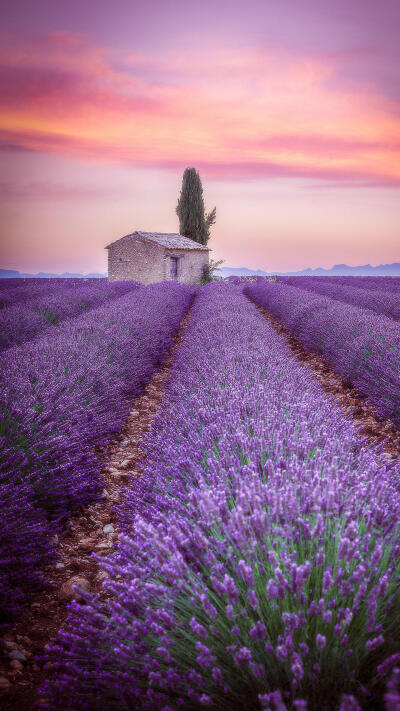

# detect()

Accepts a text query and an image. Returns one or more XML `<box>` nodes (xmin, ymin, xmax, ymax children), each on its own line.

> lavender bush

<box><xmin>245</xmin><ymin>281</ymin><xmax>400</xmax><ymax>428</ymax></box>
<box><xmin>0</xmin><ymin>277</ymin><xmax>100</xmax><ymax>307</ymax></box>
<box><xmin>279</xmin><ymin>277</ymin><xmax>400</xmax><ymax>321</ymax></box>
<box><xmin>0</xmin><ymin>279</ymin><xmax>139</xmax><ymax>350</ymax></box>
<box><xmin>0</xmin><ymin>282</ymin><xmax>194</xmax><ymax>629</ymax></box>
<box><xmin>296</xmin><ymin>277</ymin><xmax>400</xmax><ymax>295</ymax></box>
<box><xmin>41</xmin><ymin>284</ymin><xmax>400</xmax><ymax>710</ymax></box>
<box><xmin>0</xmin><ymin>278</ymin><xmax>29</xmax><ymax>292</ymax></box>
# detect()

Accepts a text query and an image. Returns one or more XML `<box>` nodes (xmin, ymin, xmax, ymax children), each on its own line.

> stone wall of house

<box><xmin>108</xmin><ymin>236</ymin><xmax>209</xmax><ymax>284</ymax></box>
<box><xmin>108</xmin><ymin>237</ymin><xmax>165</xmax><ymax>283</ymax></box>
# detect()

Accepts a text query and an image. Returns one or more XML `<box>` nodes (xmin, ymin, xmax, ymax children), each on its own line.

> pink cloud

<box><xmin>2</xmin><ymin>129</ymin><xmax>399</xmax><ymax>188</ymax></box>
<box><xmin>162</xmin><ymin>159</ymin><xmax>400</xmax><ymax>187</ymax></box>
<box><xmin>1</xmin><ymin>30</ymin><xmax>399</xmax><ymax>187</ymax></box>
<box><xmin>231</xmin><ymin>134</ymin><xmax>400</xmax><ymax>156</ymax></box>
<box><xmin>0</xmin><ymin>179</ymin><xmax>126</xmax><ymax>200</ymax></box>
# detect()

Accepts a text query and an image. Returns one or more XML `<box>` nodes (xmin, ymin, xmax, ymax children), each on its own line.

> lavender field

<box><xmin>1</xmin><ymin>277</ymin><xmax>400</xmax><ymax>710</ymax></box>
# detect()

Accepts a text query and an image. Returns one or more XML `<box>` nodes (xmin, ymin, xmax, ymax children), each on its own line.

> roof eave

<box><xmin>105</xmin><ymin>232</ymin><xmax>211</xmax><ymax>251</ymax></box>
<box><xmin>164</xmin><ymin>246</ymin><xmax>210</xmax><ymax>251</ymax></box>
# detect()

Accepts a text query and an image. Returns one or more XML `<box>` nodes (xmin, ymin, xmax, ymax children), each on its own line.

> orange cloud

<box><xmin>1</xmin><ymin>31</ymin><xmax>400</xmax><ymax>185</ymax></box>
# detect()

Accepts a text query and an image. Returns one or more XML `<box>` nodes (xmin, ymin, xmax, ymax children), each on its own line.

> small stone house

<box><xmin>106</xmin><ymin>231</ymin><xmax>210</xmax><ymax>284</ymax></box>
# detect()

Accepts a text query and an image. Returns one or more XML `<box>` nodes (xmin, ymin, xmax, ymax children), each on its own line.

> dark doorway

<box><xmin>170</xmin><ymin>257</ymin><xmax>179</xmax><ymax>279</ymax></box>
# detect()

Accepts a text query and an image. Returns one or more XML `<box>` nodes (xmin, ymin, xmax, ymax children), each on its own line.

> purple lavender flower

<box><xmin>339</xmin><ymin>695</ymin><xmax>361</xmax><ymax>710</ymax></box>
<box><xmin>366</xmin><ymin>635</ymin><xmax>385</xmax><ymax>651</ymax></box>
<box><xmin>291</xmin><ymin>652</ymin><xmax>304</xmax><ymax>680</ymax></box>
<box><xmin>385</xmin><ymin>668</ymin><xmax>400</xmax><ymax>711</ymax></box>
<box><xmin>249</xmin><ymin>621</ymin><xmax>266</xmax><ymax>641</ymax></box>
<box><xmin>190</xmin><ymin>617</ymin><xmax>209</xmax><ymax>639</ymax></box>
<box><xmin>233</xmin><ymin>646</ymin><xmax>252</xmax><ymax>666</ymax></box>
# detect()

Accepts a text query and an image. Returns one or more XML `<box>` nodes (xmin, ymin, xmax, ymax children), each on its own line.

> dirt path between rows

<box><xmin>252</xmin><ymin>300</ymin><xmax>400</xmax><ymax>460</ymax></box>
<box><xmin>0</xmin><ymin>306</ymin><xmax>193</xmax><ymax>710</ymax></box>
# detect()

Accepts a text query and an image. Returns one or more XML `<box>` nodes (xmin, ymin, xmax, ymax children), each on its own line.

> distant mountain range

<box><xmin>1</xmin><ymin>263</ymin><xmax>400</xmax><ymax>280</ymax></box>
<box><xmin>218</xmin><ymin>263</ymin><xmax>400</xmax><ymax>277</ymax></box>
<box><xmin>0</xmin><ymin>269</ymin><xmax>106</xmax><ymax>279</ymax></box>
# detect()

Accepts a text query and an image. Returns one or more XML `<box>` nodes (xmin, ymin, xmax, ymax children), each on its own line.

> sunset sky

<box><xmin>1</xmin><ymin>0</ymin><xmax>399</xmax><ymax>273</ymax></box>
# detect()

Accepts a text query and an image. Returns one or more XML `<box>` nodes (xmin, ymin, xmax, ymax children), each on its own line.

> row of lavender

<box><xmin>0</xmin><ymin>282</ymin><xmax>194</xmax><ymax>630</ymax></box>
<box><xmin>42</xmin><ymin>284</ymin><xmax>400</xmax><ymax>710</ymax></box>
<box><xmin>0</xmin><ymin>279</ymin><xmax>107</xmax><ymax>308</ymax></box>
<box><xmin>0</xmin><ymin>279</ymin><xmax>139</xmax><ymax>351</ymax></box>
<box><xmin>245</xmin><ymin>281</ymin><xmax>400</xmax><ymax>429</ymax></box>
<box><xmin>278</xmin><ymin>277</ymin><xmax>400</xmax><ymax>321</ymax></box>
<box><xmin>0</xmin><ymin>278</ymin><xmax>72</xmax><ymax>293</ymax></box>
<box><xmin>302</xmin><ymin>277</ymin><xmax>400</xmax><ymax>294</ymax></box>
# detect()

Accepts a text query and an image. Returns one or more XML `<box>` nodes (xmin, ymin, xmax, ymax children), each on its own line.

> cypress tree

<box><xmin>176</xmin><ymin>167</ymin><xmax>216</xmax><ymax>245</ymax></box>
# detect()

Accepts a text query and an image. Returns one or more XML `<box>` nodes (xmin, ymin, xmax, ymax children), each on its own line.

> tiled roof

<box><xmin>106</xmin><ymin>231</ymin><xmax>209</xmax><ymax>251</ymax></box>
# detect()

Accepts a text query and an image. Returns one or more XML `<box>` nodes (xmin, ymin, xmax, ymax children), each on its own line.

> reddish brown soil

<box><xmin>0</xmin><ymin>308</ymin><xmax>192</xmax><ymax>711</ymax></box>
<box><xmin>254</xmin><ymin>301</ymin><xmax>400</xmax><ymax>459</ymax></box>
